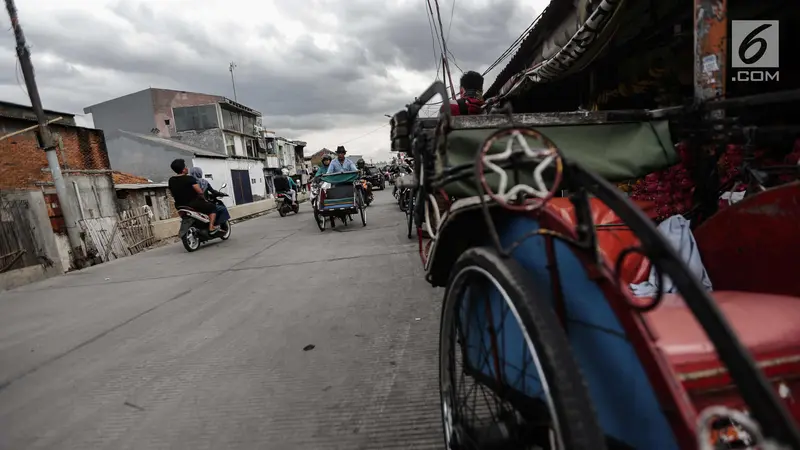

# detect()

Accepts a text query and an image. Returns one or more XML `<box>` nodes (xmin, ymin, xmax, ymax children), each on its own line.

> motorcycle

<box><xmin>358</xmin><ymin>178</ymin><xmax>373</xmax><ymax>206</ymax></box>
<box><xmin>177</xmin><ymin>184</ymin><xmax>232</xmax><ymax>252</ymax></box>
<box><xmin>276</xmin><ymin>191</ymin><xmax>300</xmax><ymax>217</ymax></box>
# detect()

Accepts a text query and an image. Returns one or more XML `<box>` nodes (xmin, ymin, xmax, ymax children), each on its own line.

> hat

<box><xmin>336</xmin><ymin>146</ymin><xmax>347</xmax><ymax>154</ymax></box>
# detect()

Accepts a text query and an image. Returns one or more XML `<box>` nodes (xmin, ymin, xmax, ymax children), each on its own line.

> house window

<box><xmin>221</xmin><ymin>107</ymin><xmax>242</xmax><ymax>132</ymax></box>
<box><xmin>251</xmin><ymin>178</ymin><xmax>256</xmax><ymax>184</ymax></box>
<box><xmin>205</xmin><ymin>174</ymin><xmax>213</xmax><ymax>179</ymax></box>
<box><xmin>173</xmin><ymin>105</ymin><xmax>219</xmax><ymax>131</ymax></box>
<box><xmin>245</xmin><ymin>138</ymin><xmax>255</xmax><ymax>158</ymax></box>
<box><xmin>224</xmin><ymin>132</ymin><xmax>236</xmax><ymax>155</ymax></box>
<box><xmin>165</xmin><ymin>119</ymin><xmax>170</xmax><ymax>126</ymax></box>
<box><xmin>242</xmin><ymin>115</ymin><xmax>256</xmax><ymax>135</ymax></box>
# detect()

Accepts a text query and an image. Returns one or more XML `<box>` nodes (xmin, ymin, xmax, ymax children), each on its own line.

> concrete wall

<box><xmin>0</xmin><ymin>190</ymin><xmax>65</xmax><ymax>291</ymax></box>
<box><xmin>84</xmin><ymin>89</ymin><xmax>156</xmax><ymax>136</ymax></box>
<box><xmin>175</xmin><ymin>128</ymin><xmax>226</xmax><ymax>155</ymax></box>
<box><xmin>66</xmin><ymin>173</ymin><xmax>118</xmax><ymax>220</ymax></box>
<box><xmin>104</xmin><ymin>133</ymin><xmax>196</xmax><ymax>183</ymax></box>
<box><xmin>115</xmin><ymin>187</ymin><xmax>174</xmax><ymax>221</ymax></box>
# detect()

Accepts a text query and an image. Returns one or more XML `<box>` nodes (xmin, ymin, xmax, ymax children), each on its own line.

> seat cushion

<box><xmin>646</xmin><ymin>291</ymin><xmax>800</xmax><ymax>371</ymax></box>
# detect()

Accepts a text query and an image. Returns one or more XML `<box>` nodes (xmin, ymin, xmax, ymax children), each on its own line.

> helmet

<box><xmin>281</xmin><ymin>168</ymin><xmax>289</xmax><ymax>176</ymax></box>
<box><xmin>356</xmin><ymin>158</ymin><xmax>366</xmax><ymax>169</ymax></box>
<box><xmin>322</xmin><ymin>155</ymin><xmax>332</xmax><ymax>163</ymax></box>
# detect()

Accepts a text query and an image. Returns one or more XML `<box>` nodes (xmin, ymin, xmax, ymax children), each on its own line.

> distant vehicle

<box><xmin>364</xmin><ymin>165</ymin><xmax>385</xmax><ymax>190</ymax></box>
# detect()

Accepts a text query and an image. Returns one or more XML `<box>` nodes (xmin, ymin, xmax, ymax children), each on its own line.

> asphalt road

<box><xmin>0</xmin><ymin>189</ymin><xmax>444</xmax><ymax>450</ymax></box>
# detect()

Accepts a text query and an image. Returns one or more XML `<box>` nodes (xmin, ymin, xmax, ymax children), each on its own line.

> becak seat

<box><xmin>544</xmin><ymin>197</ymin><xmax>800</xmax><ymax>420</ymax></box>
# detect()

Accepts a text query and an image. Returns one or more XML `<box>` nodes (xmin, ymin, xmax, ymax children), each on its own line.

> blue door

<box><xmin>231</xmin><ymin>170</ymin><xmax>253</xmax><ymax>205</ymax></box>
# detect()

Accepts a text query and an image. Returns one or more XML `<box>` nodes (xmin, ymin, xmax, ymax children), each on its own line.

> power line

<box><xmin>424</xmin><ymin>0</ymin><xmax>440</xmax><ymax>79</ymax></box>
<box><xmin>431</xmin><ymin>0</ymin><xmax>456</xmax><ymax>99</ymax></box>
<box><xmin>482</xmin><ymin>12</ymin><xmax>544</xmax><ymax>76</ymax></box>
<box><xmin>445</xmin><ymin>0</ymin><xmax>455</xmax><ymax>40</ymax></box>
<box><xmin>447</xmin><ymin>48</ymin><xmax>463</xmax><ymax>73</ymax></box>
<box><xmin>339</xmin><ymin>123</ymin><xmax>390</xmax><ymax>146</ymax></box>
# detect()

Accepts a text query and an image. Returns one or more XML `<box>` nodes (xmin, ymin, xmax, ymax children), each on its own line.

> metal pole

<box><xmin>229</xmin><ymin>62</ymin><xmax>238</xmax><ymax>102</ymax></box>
<box><xmin>5</xmin><ymin>0</ymin><xmax>84</xmax><ymax>268</ymax></box>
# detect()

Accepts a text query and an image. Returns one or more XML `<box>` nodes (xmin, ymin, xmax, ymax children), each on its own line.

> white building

<box><xmin>105</xmin><ymin>130</ymin><xmax>267</xmax><ymax>207</ymax></box>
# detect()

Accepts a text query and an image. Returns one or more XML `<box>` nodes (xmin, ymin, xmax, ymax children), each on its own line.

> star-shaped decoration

<box><xmin>482</xmin><ymin>130</ymin><xmax>555</xmax><ymax>201</ymax></box>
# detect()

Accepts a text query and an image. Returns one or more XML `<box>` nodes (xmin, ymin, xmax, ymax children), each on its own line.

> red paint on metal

<box><xmin>694</xmin><ymin>183</ymin><xmax>800</xmax><ymax>297</ymax></box>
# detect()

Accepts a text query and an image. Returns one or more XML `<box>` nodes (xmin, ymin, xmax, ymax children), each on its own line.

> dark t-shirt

<box><xmin>169</xmin><ymin>175</ymin><xmax>199</xmax><ymax>207</ymax></box>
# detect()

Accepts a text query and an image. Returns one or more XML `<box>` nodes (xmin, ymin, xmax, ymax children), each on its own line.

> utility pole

<box><xmin>432</xmin><ymin>0</ymin><xmax>457</xmax><ymax>100</ymax></box>
<box><xmin>5</xmin><ymin>0</ymin><xmax>84</xmax><ymax>268</ymax></box>
<box><xmin>229</xmin><ymin>62</ymin><xmax>238</xmax><ymax>102</ymax></box>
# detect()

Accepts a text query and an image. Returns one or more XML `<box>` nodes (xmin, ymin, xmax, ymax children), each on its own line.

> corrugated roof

<box><xmin>115</xmin><ymin>183</ymin><xmax>168</xmax><ymax>190</ymax></box>
<box><xmin>485</xmin><ymin>0</ymin><xmax>574</xmax><ymax>99</ymax></box>
<box><xmin>0</xmin><ymin>100</ymin><xmax>76</xmax><ymax>118</ymax></box>
<box><xmin>117</xmin><ymin>130</ymin><xmax>227</xmax><ymax>158</ymax></box>
<box><xmin>112</xmin><ymin>171</ymin><xmax>151</xmax><ymax>185</ymax></box>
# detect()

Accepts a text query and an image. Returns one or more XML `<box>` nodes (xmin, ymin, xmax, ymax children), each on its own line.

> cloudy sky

<box><xmin>1</xmin><ymin>0</ymin><xmax>547</xmax><ymax>162</ymax></box>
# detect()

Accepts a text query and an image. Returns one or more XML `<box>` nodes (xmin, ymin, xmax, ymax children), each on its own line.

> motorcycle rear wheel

<box><xmin>278</xmin><ymin>207</ymin><xmax>287</xmax><ymax>217</ymax></box>
<box><xmin>182</xmin><ymin>228</ymin><xmax>201</xmax><ymax>252</ymax></box>
<box><xmin>219</xmin><ymin>222</ymin><xmax>232</xmax><ymax>240</ymax></box>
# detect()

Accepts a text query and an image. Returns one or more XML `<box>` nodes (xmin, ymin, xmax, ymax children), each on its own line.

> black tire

<box><xmin>181</xmin><ymin>228</ymin><xmax>200</xmax><ymax>252</ymax></box>
<box><xmin>278</xmin><ymin>206</ymin><xmax>286</xmax><ymax>217</ymax></box>
<box><xmin>406</xmin><ymin>191</ymin><xmax>415</xmax><ymax>239</ymax></box>
<box><xmin>219</xmin><ymin>222</ymin><xmax>232</xmax><ymax>240</ymax></box>
<box><xmin>399</xmin><ymin>190</ymin><xmax>408</xmax><ymax>212</ymax></box>
<box><xmin>440</xmin><ymin>247</ymin><xmax>606</xmax><ymax>450</ymax></box>
<box><xmin>359</xmin><ymin>200</ymin><xmax>367</xmax><ymax>226</ymax></box>
<box><xmin>314</xmin><ymin>207</ymin><xmax>325</xmax><ymax>232</ymax></box>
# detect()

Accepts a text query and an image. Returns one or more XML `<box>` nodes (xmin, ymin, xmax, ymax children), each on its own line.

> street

<box><xmin>0</xmin><ymin>190</ymin><xmax>444</xmax><ymax>450</ymax></box>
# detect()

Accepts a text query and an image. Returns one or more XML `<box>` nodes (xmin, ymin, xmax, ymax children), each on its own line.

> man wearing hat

<box><xmin>326</xmin><ymin>145</ymin><xmax>358</xmax><ymax>174</ymax></box>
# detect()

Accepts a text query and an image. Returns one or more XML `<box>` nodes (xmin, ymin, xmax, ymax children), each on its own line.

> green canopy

<box><xmin>321</xmin><ymin>171</ymin><xmax>359</xmax><ymax>184</ymax></box>
<box><xmin>440</xmin><ymin>121</ymin><xmax>677</xmax><ymax>198</ymax></box>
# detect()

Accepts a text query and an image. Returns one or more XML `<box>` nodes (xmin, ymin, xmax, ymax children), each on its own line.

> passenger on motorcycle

<box><xmin>277</xmin><ymin>168</ymin><xmax>298</xmax><ymax>205</ymax></box>
<box><xmin>315</xmin><ymin>154</ymin><xmax>332</xmax><ymax>178</ymax></box>
<box><xmin>168</xmin><ymin>159</ymin><xmax>219</xmax><ymax>233</ymax></box>
<box><xmin>326</xmin><ymin>146</ymin><xmax>357</xmax><ymax>174</ymax></box>
<box><xmin>189</xmin><ymin>166</ymin><xmax>230</xmax><ymax>223</ymax></box>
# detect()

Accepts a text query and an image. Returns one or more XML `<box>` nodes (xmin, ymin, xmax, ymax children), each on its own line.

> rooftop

<box><xmin>112</xmin><ymin>171</ymin><xmax>152</xmax><ymax>185</ymax></box>
<box><xmin>84</xmin><ymin>88</ymin><xmax>262</xmax><ymax>116</ymax></box>
<box><xmin>117</xmin><ymin>130</ymin><xmax>227</xmax><ymax>159</ymax></box>
<box><xmin>0</xmin><ymin>100</ymin><xmax>76</xmax><ymax>118</ymax></box>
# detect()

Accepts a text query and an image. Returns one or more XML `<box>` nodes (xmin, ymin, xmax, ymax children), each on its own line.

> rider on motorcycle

<box><xmin>356</xmin><ymin>158</ymin><xmax>373</xmax><ymax>202</ymax></box>
<box><xmin>278</xmin><ymin>168</ymin><xmax>298</xmax><ymax>206</ymax></box>
<box><xmin>168</xmin><ymin>159</ymin><xmax>219</xmax><ymax>233</ymax></box>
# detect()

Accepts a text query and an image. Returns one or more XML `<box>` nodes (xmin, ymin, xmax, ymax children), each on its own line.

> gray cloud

<box><xmin>0</xmin><ymin>0</ymin><xmax>535</xmax><ymax>133</ymax></box>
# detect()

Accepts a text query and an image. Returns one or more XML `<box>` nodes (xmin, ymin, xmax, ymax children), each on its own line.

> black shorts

<box><xmin>186</xmin><ymin>199</ymin><xmax>216</xmax><ymax>215</ymax></box>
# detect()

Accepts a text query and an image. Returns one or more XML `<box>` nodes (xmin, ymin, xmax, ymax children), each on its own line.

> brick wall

<box><xmin>0</xmin><ymin>119</ymin><xmax>110</xmax><ymax>190</ymax></box>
